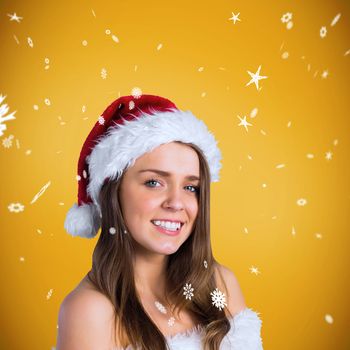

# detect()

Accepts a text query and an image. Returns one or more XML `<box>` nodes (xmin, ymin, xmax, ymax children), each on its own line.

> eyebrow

<box><xmin>138</xmin><ymin>169</ymin><xmax>200</xmax><ymax>181</ymax></box>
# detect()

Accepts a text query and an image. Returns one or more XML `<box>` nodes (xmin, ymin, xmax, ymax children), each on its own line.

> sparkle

<box><xmin>131</xmin><ymin>87</ymin><xmax>142</xmax><ymax>98</ymax></box>
<box><xmin>246</xmin><ymin>65</ymin><xmax>268</xmax><ymax>90</ymax></box>
<box><xmin>321</xmin><ymin>70</ymin><xmax>329</xmax><ymax>79</ymax></box>
<box><xmin>7</xmin><ymin>12</ymin><xmax>23</xmax><ymax>22</ymax></box>
<box><xmin>320</xmin><ymin>26</ymin><xmax>327</xmax><ymax>38</ymax></box>
<box><xmin>281</xmin><ymin>12</ymin><xmax>292</xmax><ymax>23</ymax></box>
<box><xmin>98</xmin><ymin>115</ymin><xmax>105</xmax><ymax>125</ymax></box>
<box><xmin>331</xmin><ymin>13</ymin><xmax>341</xmax><ymax>27</ymax></box>
<box><xmin>325</xmin><ymin>151</ymin><xmax>333</xmax><ymax>160</ymax></box>
<box><xmin>249</xmin><ymin>266</ymin><xmax>260</xmax><ymax>275</ymax></box>
<box><xmin>8</xmin><ymin>202</ymin><xmax>25</xmax><ymax>213</ymax></box>
<box><xmin>30</xmin><ymin>181</ymin><xmax>51</xmax><ymax>204</ymax></box>
<box><xmin>325</xmin><ymin>314</ymin><xmax>334</xmax><ymax>324</ymax></box>
<box><xmin>228</xmin><ymin>12</ymin><xmax>241</xmax><ymax>24</ymax></box>
<box><xmin>237</xmin><ymin>115</ymin><xmax>253</xmax><ymax>132</ymax></box>
<box><xmin>296</xmin><ymin>198</ymin><xmax>307</xmax><ymax>206</ymax></box>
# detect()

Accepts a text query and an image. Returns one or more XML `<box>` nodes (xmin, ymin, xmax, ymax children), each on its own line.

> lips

<box><xmin>151</xmin><ymin>221</ymin><xmax>183</xmax><ymax>236</ymax></box>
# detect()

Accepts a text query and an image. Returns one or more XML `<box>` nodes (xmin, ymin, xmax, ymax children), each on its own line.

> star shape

<box><xmin>237</xmin><ymin>115</ymin><xmax>252</xmax><ymax>132</ymax></box>
<box><xmin>7</xmin><ymin>12</ymin><xmax>23</xmax><ymax>22</ymax></box>
<box><xmin>228</xmin><ymin>12</ymin><xmax>241</xmax><ymax>24</ymax></box>
<box><xmin>249</xmin><ymin>266</ymin><xmax>260</xmax><ymax>275</ymax></box>
<box><xmin>246</xmin><ymin>65</ymin><xmax>268</xmax><ymax>90</ymax></box>
<box><xmin>325</xmin><ymin>151</ymin><xmax>333</xmax><ymax>160</ymax></box>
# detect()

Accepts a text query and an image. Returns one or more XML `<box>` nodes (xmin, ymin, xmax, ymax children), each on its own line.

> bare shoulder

<box><xmin>56</xmin><ymin>280</ymin><xmax>115</xmax><ymax>350</ymax></box>
<box><xmin>214</xmin><ymin>263</ymin><xmax>247</xmax><ymax>318</ymax></box>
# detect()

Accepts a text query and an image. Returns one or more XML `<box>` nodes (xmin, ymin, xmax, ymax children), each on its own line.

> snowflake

<box><xmin>210</xmin><ymin>287</ymin><xmax>227</xmax><ymax>311</ymax></box>
<box><xmin>281</xmin><ymin>12</ymin><xmax>292</xmax><ymax>23</ymax></box>
<box><xmin>183</xmin><ymin>283</ymin><xmax>194</xmax><ymax>300</ymax></box>
<box><xmin>325</xmin><ymin>151</ymin><xmax>333</xmax><ymax>160</ymax></box>
<box><xmin>101</xmin><ymin>68</ymin><xmax>107</xmax><ymax>79</ymax></box>
<box><xmin>0</xmin><ymin>95</ymin><xmax>16</xmax><ymax>137</ymax></box>
<box><xmin>168</xmin><ymin>316</ymin><xmax>176</xmax><ymax>326</ymax></box>
<box><xmin>109</xmin><ymin>227</ymin><xmax>116</xmax><ymax>235</ymax></box>
<box><xmin>154</xmin><ymin>301</ymin><xmax>167</xmax><ymax>314</ymax></box>
<box><xmin>321</xmin><ymin>70</ymin><xmax>329</xmax><ymax>79</ymax></box>
<box><xmin>203</xmin><ymin>260</ymin><xmax>208</xmax><ymax>269</ymax></box>
<box><xmin>98</xmin><ymin>115</ymin><xmax>105</xmax><ymax>125</ymax></box>
<box><xmin>320</xmin><ymin>26</ymin><xmax>327</xmax><ymax>38</ymax></box>
<box><xmin>129</xmin><ymin>100</ymin><xmax>135</xmax><ymax>110</ymax></box>
<box><xmin>296</xmin><ymin>198</ymin><xmax>307</xmax><ymax>206</ymax></box>
<box><xmin>46</xmin><ymin>288</ymin><xmax>53</xmax><ymax>300</ymax></box>
<box><xmin>249</xmin><ymin>266</ymin><xmax>261</xmax><ymax>275</ymax></box>
<box><xmin>131</xmin><ymin>87</ymin><xmax>142</xmax><ymax>99</ymax></box>
<box><xmin>8</xmin><ymin>202</ymin><xmax>25</xmax><ymax>213</ymax></box>
<box><xmin>2</xmin><ymin>134</ymin><xmax>14</xmax><ymax>148</ymax></box>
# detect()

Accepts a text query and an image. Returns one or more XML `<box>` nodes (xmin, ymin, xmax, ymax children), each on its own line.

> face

<box><xmin>119</xmin><ymin>142</ymin><xmax>200</xmax><ymax>256</ymax></box>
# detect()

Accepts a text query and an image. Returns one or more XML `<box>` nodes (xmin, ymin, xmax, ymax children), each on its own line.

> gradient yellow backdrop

<box><xmin>1</xmin><ymin>1</ymin><xmax>349</xmax><ymax>349</ymax></box>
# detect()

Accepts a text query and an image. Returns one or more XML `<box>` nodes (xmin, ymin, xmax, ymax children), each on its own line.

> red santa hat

<box><xmin>64</xmin><ymin>94</ymin><xmax>222</xmax><ymax>238</ymax></box>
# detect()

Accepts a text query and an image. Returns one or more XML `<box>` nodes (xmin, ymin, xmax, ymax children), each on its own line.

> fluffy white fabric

<box><xmin>64</xmin><ymin>202</ymin><xmax>101</xmax><ymax>239</ymax></box>
<box><xmin>87</xmin><ymin>108</ymin><xmax>222</xmax><ymax>213</ymax></box>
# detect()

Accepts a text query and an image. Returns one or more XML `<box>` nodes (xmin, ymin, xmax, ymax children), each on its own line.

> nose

<box><xmin>162</xmin><ymin>187</ymin><xmax>185</xmax><ymax>211</ymax></box>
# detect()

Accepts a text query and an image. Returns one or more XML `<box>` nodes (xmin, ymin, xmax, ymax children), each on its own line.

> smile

<box><xmin>151</xmin><ymin>221</ymin><xmax>183</xmax><ymax>236</ymax></box>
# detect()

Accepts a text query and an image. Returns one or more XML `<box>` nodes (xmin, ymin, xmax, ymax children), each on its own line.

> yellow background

<box><xmin>1</xmin><ymin>0</ymin><xmax>349</xmax><ymax>349</ymax></box>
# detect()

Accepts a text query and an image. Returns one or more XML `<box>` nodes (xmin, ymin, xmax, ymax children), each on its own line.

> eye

<box><xmin>144</xmin><ymin>179</ymin><xmax>199</xmax><ymax>194</ymax></box>
<box><xmin>185</xmin><ymin>185</ymin><xmax>200</xmax><ymax>194</ymax></box>
<box><xmin>144</xmin><ymin>179</ymin><xmax>161</xmax><ymax>187</ymax></box>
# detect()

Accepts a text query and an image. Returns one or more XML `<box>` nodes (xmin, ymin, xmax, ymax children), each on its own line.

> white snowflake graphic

<box><xmin>228</xmin><ymin>12</ymin><xmax>241</xmax><ymax>25</ymax></box>
<box><xmin>325</xmin><ymin>151</ymin><xmax>333</xmax><ymax>160</ymax></box>
<box><xmin>249</xmin><ymin>266</ymin><xmax>261</xmax><ymax>275</ymax></box>
<box><xmin>129</xmin><ymin>100</ymin><xmax>135</xmax><ymax>110</ymax></box>
<box><xmin>27</xmin><ymin>37</ymin><xmax>34</xmax><ymax>48</ymax></box>
<box><xmin>203</xmin><ymin>260</ymin><xmax>208</xmax><ymax>269</ymax></box>
<box><xmin>46</xmin><ymin>288</ymin><xmax>54</xmax><ymax>300</ymax></box>
<box><xmin>296</xmin><ymin>198</ymin><xmax>307</xmax><ymax>206</ymax></box>
<box><xmin>246</xmin><ymin>65</ymin><xmax>268</xmax><ymax>90</ymax></box>
<box><xmin>131</xmin><ymin>87</ymin><xmax>142</xmax><ymax>99</ymax></box>
<box><xmin>8</xmin><ymin>202</ymin><xmax>25</xmax><ymax>213</ymax></box>
<box><xmin>109</xmin><ymin>227</ymin><xmax>116</xmax><ymax>235</ymax></box>
<box><xmin>183</xmin><ymin>283</ymin><xmax>194</xmax><ymax>300</ymax></box>
<box><xmin>281</xmin><ymin>12</ymin><xmax>292</xmax><ymax>23</ymax></box>
<box><xmin>320</xmin><ymin>26</ymin><xmax>327</xmax><ymax>38</ymax></box>
<box><xmin>7</xmin><ymin>12</ymin><xmax>23</xmax><ymax>22</ymax></box>
<box><xmin>98</xmin><ymin>115</ymin><xmax>105</xmax><ymax>125</ymax></box>
<box><xmin>101</xmin><ymin>68</ymin><xmax>107</xmax><ymax>79</ymax></box>
<box><xmin>321</xmin><ymin>70</ymin><xmax>329</xmax><ymax>79</ymax></box>
<box><xmin>0</xmin><ymin>95</ymin><xmax>16</xmax><ymax>137</ymax></box>
<box><xmin>154</xmin><ymin>301</ymin><xmax>167</xmax><ymax>314</ymax></box>
<box><xmin>210</xmin><ymin>288</ymin><xmax>227</xmax><ymax>311</ymax></box>
<box><xmin>168</xmin><ymin>316</ymin><xmax>176</xmax><ymax>326</ymax></box>
<box><xmin>2</xmin><ymin>134</ymin><xmax>14</xmax><ymax>148</ymax></box>
<box><xmin>237</xmin><ymin>115</ymin><xmax>253</xmax><ymax>132</ymax></box>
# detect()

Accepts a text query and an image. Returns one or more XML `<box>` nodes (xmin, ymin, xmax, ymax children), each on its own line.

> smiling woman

<box><xmin>58</xmin><ymin>94</ymin><xmax>263</xmax><ymax>350</ymax></box>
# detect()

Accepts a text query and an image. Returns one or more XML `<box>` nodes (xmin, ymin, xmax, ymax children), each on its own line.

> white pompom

<box><xmin>64</xmin><ymin>202</ymin><xmax>101</xmax><ymax>238</ymax></box>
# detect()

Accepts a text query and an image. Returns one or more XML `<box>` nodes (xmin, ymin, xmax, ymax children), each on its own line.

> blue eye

<box><xmin>144</xmin><ymin>179</ymin><xmax>199</xmax><ymax>194</ymax></box>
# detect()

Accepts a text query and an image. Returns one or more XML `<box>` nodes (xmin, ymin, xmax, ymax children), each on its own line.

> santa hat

<box><xmin>64</xmin><ymin>94</ymin><xmax>222</xmax><ymax>239</ymax></box>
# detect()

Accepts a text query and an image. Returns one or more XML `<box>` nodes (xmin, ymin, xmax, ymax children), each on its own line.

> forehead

<box><xmin>129</xmin><ymin>142</ymin><xmax>200</xmax><ymax>178</ymax></box>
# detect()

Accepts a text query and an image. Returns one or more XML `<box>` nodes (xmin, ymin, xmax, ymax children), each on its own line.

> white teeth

<box><xmin>152</xmin><ymin>220</ymin><xmax>181</xmax><ymax>231</ymax></box>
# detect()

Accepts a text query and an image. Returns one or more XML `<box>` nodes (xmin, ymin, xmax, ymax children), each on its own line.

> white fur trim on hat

<box><xmin>87</xmin><ymin>108</ymin><xmax>222</xmax><ymax>212</ymax></box>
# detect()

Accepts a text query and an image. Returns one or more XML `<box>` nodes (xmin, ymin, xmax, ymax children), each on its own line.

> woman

<box><xmin>56</xmin><ymin>94</ymin><xmax>263</xmax><ymax>350</ymax></box>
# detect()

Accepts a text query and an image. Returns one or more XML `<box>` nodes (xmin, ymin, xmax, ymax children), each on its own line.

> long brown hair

<box><xmin>87</xmin><ymin>141</ymin><xmax>232</xmax><ymax>349</ymax></box>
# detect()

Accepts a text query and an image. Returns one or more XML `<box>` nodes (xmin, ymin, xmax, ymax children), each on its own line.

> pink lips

<box><xmin>151</xmin><ymin>221</ymin><xmax>182</xmax><ymax>236</ymax></box>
